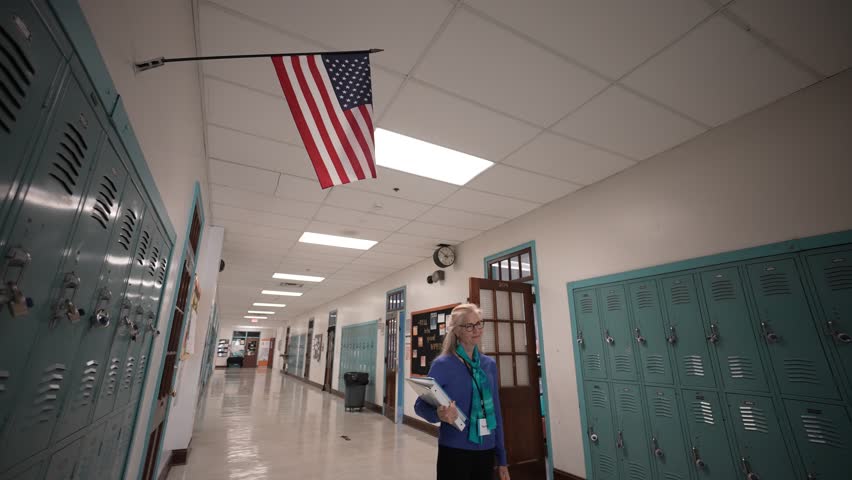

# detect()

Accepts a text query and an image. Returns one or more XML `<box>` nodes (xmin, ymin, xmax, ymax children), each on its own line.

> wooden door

<box><xmin>323</xmin><ymin>326</ymin><xmax>336</xmax><ymax>391</ymax></box>
<box><xmin>304</xmin><ymin>320</ymin><xmax>314</xmax><ymax>379</ymax></box>
<box><xmin>243</xmin><ymin>339</ymin><xmax>259</xmax><ymax>368</ymax></box>
<box><xmin>267</xmin><ymin>337</ymin><xmax>276</xmax><ymax>366</ymax></box>
<box><xmin>383</xmin><ymin>311</ymin><xmax>399</xmax><ymax>421</ymax></box>
<box><xmin>469</xmin><ymin>278</ymin><xmax>545</xmax><ymax>477</ymax></box>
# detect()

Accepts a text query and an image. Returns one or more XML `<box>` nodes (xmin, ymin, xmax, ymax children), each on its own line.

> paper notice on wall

<box><xmin>180</xmin><ymin>308</ymin><xmax>197</xmax><ymax>360</ymax></box>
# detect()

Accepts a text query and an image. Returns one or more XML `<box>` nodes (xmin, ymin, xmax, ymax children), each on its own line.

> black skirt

<box><xmin>437</xmin><ymin>445</ymin><xmax>496</xmax><ymax>480</ymax></box>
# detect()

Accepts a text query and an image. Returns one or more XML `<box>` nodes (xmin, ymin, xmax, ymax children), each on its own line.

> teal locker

<box><xmin>783</xmin><ymin>399</ymin><xmax>852</xmax><ymax>479</ymax></box>
<box><xmin>600</xmin><ymin>286</ymin><xmax>639</xmax><ymax>382</ymax></box>
<box><xmin>4</xmin><ymin>461</ymin><xmax>44</xmax><ymax>480</ymax></box>
<box><xmin>584</xmin><ymin>381</ymin><xmax>617</xmax><ymax>480</ymax></box>
<box><xmin>725</xmin><ymin>393</ymin><xmax>797</xmax><ymax>480</ymax></box>
<box><xmin>645</xmin><ymin>386</ymin><xmax>690</xmax><ymax>480</ymax></box>
<box><xmin>804</xmin><ymin>249</ymin><xmax>852</xmax><ymax>395</ymax></box>
<box><xmin>0</xmin><ymin>133</ymin><xmax>127</xmax><ymax>469</ymax></box>
<box><xmin>678</xmin><ymin>389</ymin><xmax>736</xmax><ymax>479</ymax></box>
<box><xmin>660</xmin><ymin>275</ymin><xmax>716</xmax><ymax>389</ymax></box>
<box><xmin>0</xmin><ymin>0</ymin><xmax>64</xmax><ymax>230</ymax></box>
<box><xmin>745</xmin><ymin>258</ymin><xmax>839</xmax><ymax>399</ymax></box>
<box><xmin>43</xmin><ymin>437</ymin><xmax>80</xmax><ymax>480</ymax></box>
<box><xmin>0</xmin><ymin>71</ymin><xmax>102</xmax><ymax>468</ymax></box>
<box><xmin>94</xmin><ymin>412</ymin><xmax>123</xmax><ymax>478</ymax></box>
<box><xmin>110</xmin><ymin>404</ymin><xmax>137</xmax><ymax>479</ymax></box>
<box><xmin>612</xmin><ymin>382</ymin><xmax>653</xmax><ymax>480</ymax></box>
<box><xmin>628</xmin><ymin>280</ymin><xmax>674</xmax><ymax>385</ymax></box>
<box><xmin>72</xmin><ymin>421</ymin><xmax>104</xmax><ymax>479</ymax></box>
<box><xmin>52</xmin><ymin>179</ymin><xmax>146</xmax><ymax>441</ymax></box>
<box><xmin>699</xmin><ymin>267</ymin><xmax>769</xmax><ymax>392</ymax></box>
<box><xmin>574</xmin><ymin>288</ymin><xmax>608</xmax><ymax>380</ymax></box>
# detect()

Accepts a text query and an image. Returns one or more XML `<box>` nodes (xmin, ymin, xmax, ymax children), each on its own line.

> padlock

<box><xmin>8</xmin><ymin>283</ymin><xmax>30</xmax><ymax>317</ymax></box>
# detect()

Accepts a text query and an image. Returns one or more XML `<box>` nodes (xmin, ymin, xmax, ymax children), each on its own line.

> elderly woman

<box><xmin>415</xmin><ymin>304</ymin><xmax>510</xmax><ymax>480</ymax></box>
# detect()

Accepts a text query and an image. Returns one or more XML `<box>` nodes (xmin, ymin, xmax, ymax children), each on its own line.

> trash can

<box><xmin>343</xmin><ymin>372</ymin><xmax>369</xmax><ymax>411</ymax></box>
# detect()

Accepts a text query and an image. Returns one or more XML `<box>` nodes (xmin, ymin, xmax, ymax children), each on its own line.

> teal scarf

<box><xmin>456</xmin><ymin>345</ymin><xmax>497</xmax><ymax>444</ymax></box>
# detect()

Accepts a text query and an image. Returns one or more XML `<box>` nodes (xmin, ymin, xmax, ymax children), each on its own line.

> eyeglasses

<box><xmin>459</xmin><ymin>321</ymin><xmax>484</xmax><ymax>332</ymax></box>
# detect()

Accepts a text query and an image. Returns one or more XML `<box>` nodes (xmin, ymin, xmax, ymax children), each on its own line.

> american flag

<box><xmin>272</xmin><ymin>53</ymin><xmax>376</xmax><ymax>189</ymax></box>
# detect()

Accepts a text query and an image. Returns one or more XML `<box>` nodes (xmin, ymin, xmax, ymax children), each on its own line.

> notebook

<box><xmin>406</xmin><ymin>376</ymin><xmax>467</xmax><ymax>432</ymax></box>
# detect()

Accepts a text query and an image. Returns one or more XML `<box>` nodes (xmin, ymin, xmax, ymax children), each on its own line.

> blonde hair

<box><xmin>441</xmin><ymin>303</ymin><xmax>482</xmax><ymax>356</ymax></box>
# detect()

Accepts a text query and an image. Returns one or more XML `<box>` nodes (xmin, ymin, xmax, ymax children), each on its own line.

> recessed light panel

<box><xmin>261</xmin><ymin>290</ymin><xmax>303</xmax><ymax>297</ymax></box>
<box><xmin>273</xmin><ymin>273</ymin><xmax>325</xmax><ymax>282</ymax></box>
<box><xmin>253</xmin><ymin>303</ymin><xmax>286</xmax><ymax>307</ymax></box>
<box><xmin>298</xmin><ymin>232</ymin><xmax>377</xmax><ymax>250</ymax></box>
<box><xmin>244</xmin><ymin>315</ymin><xmax>268</xmax><ymax>319</ymax></box>
<box><xmin>247</xmin><ymin>310</ymin><xmax>275</xmax><ymax>314</ymax></box>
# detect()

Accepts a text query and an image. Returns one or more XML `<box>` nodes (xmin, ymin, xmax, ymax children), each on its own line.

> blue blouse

<box><xmin>414</xmin><ymin>353</ymin><xmax>507</xmax><ymax>465</ymax></box>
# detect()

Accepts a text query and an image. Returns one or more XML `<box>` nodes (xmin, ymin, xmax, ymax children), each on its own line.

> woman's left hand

<box><xmin>497</xmin><ymin>466</ymin><xmax>510</xmax><ymax>480</ymax></box>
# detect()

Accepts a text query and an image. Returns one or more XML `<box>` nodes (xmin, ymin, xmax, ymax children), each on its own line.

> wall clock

<box><xmin>433</xmin><ymin>244</ymin><xmax>456</xmax><ymax>268</ymax></box>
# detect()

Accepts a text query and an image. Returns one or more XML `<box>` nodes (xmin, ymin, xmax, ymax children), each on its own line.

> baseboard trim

<box><xmin>553</xmin><ymin>468</ymin><xmax>584</xmax><ymax>480</ymax></box>
<box><xmin>330</xmin><ymin>389</ymin><xmax>343</xmax><ymax>398</ymax></box>
<box><xmin>403</xmin><ymin>414</ymin><xmax>439</xmax><ymax>438</ymax></box>
<box><xmin>282</xmin><ymin>371</ymin><xmax>323</xmax><ymax>390</ymax></box>
<box><xmin>157</xmin><ymin>452</ymin><xmax>172</xmax><ymax>480</ymax></box>
<box><xmin>365</xmin><ymin>401</ymin><xmax>382</xmax><ymax>414</ymax></box>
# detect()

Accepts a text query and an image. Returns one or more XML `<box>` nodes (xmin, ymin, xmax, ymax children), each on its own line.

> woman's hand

<box><xmin>437</xmin><ymin>401</ymin><xmax>459</xmax><ymax>424</ymax></box>
<box><xmin>497</xmin><ymin>465</ymin><xmax>510</xmax><ymax>480</ymax></box>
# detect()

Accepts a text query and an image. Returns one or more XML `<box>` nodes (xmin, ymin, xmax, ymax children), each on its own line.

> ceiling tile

<box><xmin>275</xmin><ymin>174</ymin><xmax>330</xmax><ymax>203</ymax></box>
<box><xmin>275</xmin><ymin>260</ymin><xmax>340</xmax><ymax>277</ymax></box>
<box><xmin>225</xmin><ymin>232</ymin><xmax>294</xmax><ymax>253</ymax></box>
<box><xmin>398</xmin><ymin>221</ymin><xmax>483</xmax><ymax>243</ymax></box>
<box><xmin>622</xmin><ymin>16</ymin><xmax>818</xmax><ymax>126</ymax></box>
<box><xmin>415</xmin><ymin>9</ymin><xmax>609</xmax><ymax>126</ymax></box>
<box><xmin>379</xmin><ymin>81</ymin><xmax>541</xmax><ymax>162</ymax></box>
<box><xmin>324</xmin><ymin>188</ymin><xmax>432</xmax><ymax>219</ymax></box>
<box><xmin>343</xmin><ymin>167</ymin><xmax>460</xmax><ymax>205</ymax></box>
<box><xmin>205</xmin><ymin>77</ymin><xmax>301</xmax><ymax>145</ymax></box>
<box><xmin>351</xmin><ymin>251</ymin><xmax>423</xmax><ymax>268</ymax></box>
<box><xmin>209</xmin><ymin>159</ymin><xmax>279</xmax><ymax>194</ymax></box>
<box><xmin>415</xmin><ymin>206</ymin><xmax>507</xmax><ymax>231</ymax></box>
<box><xmin>212</xmin><ymin>204</ymin><xmax>311</xmax><ymax>231</ymax></box>
<box><xmin>313</xmin><ymin>205</ymin><xmax>409</xmax><ymax>232</ymax></box>
<box><xmin>211</xmin><ymin>184</ymin><xmax>320</xmax><ymax>219</ymax></box>
<box><xmin>383</xmin><ymin>232</ymin><xmax>448</xmax><ymax>249</ymax></box>
<box><xmin>369</xmin><ymin>242</ymin><xmax>434</xmax><ymax>258</ymax></box>
<box><xmin>330</xmin><ymin>269</ymin><xmax>387</xmax><ymax>283</ymax></box>
<box><xmin>304</xmin><ymin>220</ymin><xmax>392</xmax><ymax>243</ymax></box>
<box><xmin>465</xmin><ymin>165</ymin><xmax>582</xmax><ymax>203</ymax></box>
<box><xmin>215</xmin><ymin>217</ymin><xmax>303</xmax><ymax>242</ymax></box>
<box><xmin>286</xmin><ymin>242</ymin><xmax>365</xmax><ymax>259</ymax></box>
<box><xmin>207</xmin><ymin>125</ymin><xmax>316</xmax><ymax>179</ymax></box>
<box><xmin>728</xmin><ymin>0</ymin><xmax>852</xmax><ymax>77</ymax></box>
<box><xmin>439</xmin><ymin>189</ymin><xmax>540</xmax><ymax>218</ymax></box>
<box><xmin>502</xmin><ymin>132</ymin><xmax>636</xmax><ymax>185</ymax></box>
<box><xmin>554</xmin><ymin>86</ymin><xmax>708</xmax><ymax>159</ymax></box>
<box><xmin>465</xmin><ymin>0</ymin><xmax>712</xmax><ymax>78</ymax></box>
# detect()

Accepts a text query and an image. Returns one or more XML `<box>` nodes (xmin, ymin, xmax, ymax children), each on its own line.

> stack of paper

<box><xmin>407</xmin><ymin>377</ymin><xmax>467</xmax><ymax>432</ymax></box>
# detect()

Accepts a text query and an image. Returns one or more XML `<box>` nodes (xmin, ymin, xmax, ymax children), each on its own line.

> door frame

<box><xmin>484</xmin><ymin>241</ymin><xmax>553</xmax><ymax>480</ymax></box>
<box><xmin>566</xmin><ymin>229</ymin><xmax>852</xmax><ymax>479</ymax></box>
<box><xmin>384</xmin><ymin>286</ymin><xmax>406</xmax><ymax>423</ymax></box>
<box><xmin>323</xmin><ymin>310</ymin><xmax>337</xmax><ymax>391</ymax></box>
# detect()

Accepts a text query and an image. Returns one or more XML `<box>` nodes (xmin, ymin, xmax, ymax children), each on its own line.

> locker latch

<box><xmin>826</xmin><ymin>321</ymin><xmax>852</xmax><ymax>344</ymax></box>
<box><xmin>706</xmin><ymin>323</ymin><xmax>720</xmax><ymax>344</ymax></box>
<box><xmin>587</xmin><ymin>427</ymin><xmax>598</xmax><ymax>444</ymax></box>
<box><xmin>576</xmin><ymin>331</ymin><xmax>584</xmax><ymax>346</ymax></box>
<box><xmin>740</xmin><ymin>457</ymin><xmax>760</xmax><ymax>480</ymax></box>
<box><xmin>121</xmin><ymin>301</ymin><xmax>140</xmax><ymax>340</ymax></box>
<box><xmin>144</xmin><ymin>310</ymin><xmax>159</xmax><ymax>335</ymax></box>
<box><xmin>53</xmin><ymin>273</ymin><xmax>83</xmax><ymax>326</ymax></box>
<box><xmin>760</xmin><ymin>321</ymin><xmax>780</xmax><ymax>344</ymax></box>
<box><xmin>91</xmin><ymin>287</ymin><xmax>112</xmax><ymax>328</ymax></box>
<box><xmin>604</xmin><ymin>329</ymin><xmax>615</xmax><ymax>345</ymax></box>
<box><xmin>667</xmin><ymin>326</ymin><xmax>678</xmax><ymax>345</ymax></box>
<box><xmin>651</xmin><ymin>437</ymin><xmax>663</xmax><ymax>458</ymax></box>
<box><xmin>616</xmin><ymin>430</ymin><xmax>624</xmax><ymax>449</ymax></box>
<box><xmin>635</xmin><ymin>328</ymin><xmax>646</xmax><ymax>345</ymax></box>
<box><xmin>692</xmin><ymin>446</ymin><xmax>706</xmax><ymax>469</ymax></box>
<box><xmin>0</xmin><ymin>247</ymin><xmax>33</xmax><ymax>317</ymax></box>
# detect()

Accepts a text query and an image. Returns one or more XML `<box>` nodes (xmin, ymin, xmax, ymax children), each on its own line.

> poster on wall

<box><xmin>410</xmin><ymin>304</ymin><xmax>459</xmax><ymax>376</ymax></box>
<box><xmin>313</xmin><ymin>334</ymin><xmax>324</xmax><ymax>361</ymax></box>
<box><xmin>180</xmin><ymin>276</ymin><xmax>201</xmax><ymax>360</ymax></box>
<box><xmin>258</xmin><ymin>339</ymin><xmax>271</xmax><ymax>367</ymax></box>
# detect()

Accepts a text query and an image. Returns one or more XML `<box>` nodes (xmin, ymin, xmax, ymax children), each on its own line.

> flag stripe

<box><xmin>290</xmin><ymin>57</ymin><xmax>351</xmax><ymax>184</ymax></box>
<box><xmin>352</xmin><ymin>106</ymin><xmax>377</xmax><ymax>177</ymax></box>
<box><xmin>358</xmin><ymin>105</ymin><xmax>376</xmax><ymax>176</ymax></box>
<box><xmin>344</xmin><ymin>109</ymin><xmax>376</xmax><ymax>178</ymax></box>
<box><xmin>308</xmin><ymin>56</ymin><xmax>367</xmax><ymax>180</ymax></box>
<box><xmin>271</xmin><ymin>56</ymin><xmax>334</xmax><ymax>188</ymax></box>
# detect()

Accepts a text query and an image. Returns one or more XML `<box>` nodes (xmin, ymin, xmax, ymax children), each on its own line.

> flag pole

<box><xmin>134</xmin><ymin>48</ymin><xmax>384</xmax><ymax>73</ymax></box>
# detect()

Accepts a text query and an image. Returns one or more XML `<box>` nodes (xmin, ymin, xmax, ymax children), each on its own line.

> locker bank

<box><xmin>0</xmin><ymin>1</ymin><xmax>850</xmax><ymax>479</ymax></box>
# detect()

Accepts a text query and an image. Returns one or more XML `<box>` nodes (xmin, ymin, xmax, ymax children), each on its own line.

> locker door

<box><xmin>584</xmin><ymin>381</ymin><xmax>617</xmax><ymax>480</ymax></box>
<box><xmin>783</xmin><ymin>399</ymin><xmax>852</xmax><ymax>480</ymax></box>
<box><xmin>645</xmin><ymin>386</ymin><xmax>690</xmax><ymax>480</ymax></box>
<box><xmin>679</xmin><ymin>389</ymin><xmax>736</xmax><ymax>479</ymax></box>
<box><xmin>661</xmin><ymin>275</ymin><xmax>716</xmax><ymax>389</ymax></box>
<box><xmin>94</xmin><ymin>413</ymin><xmax>123</xmax><ymax>478</ymax></box>
<box><xmin>700</xmin><ymin>267</ymin><xmax>769</xmax><ymax>392</ymax></box>
<box><xmin>44</xmin><ymin>437</ymin><xmax>81</xmax><ymax>480</ymax></box>
<box><xmin>0</xmin><ymin>1</ymin><xmax>64</xmax><ymax>227</ymax></box>
<box><xmin>0</xmin><ymin>135</ymin><xmax>126</xmax><ymax>469</ymax></box>
<box><xmin>600</xmin><ymin>286</ymin><xmax>639</xmax><ymax>382</ymax></box>
<box><xmin>0</xmin><ymin>72</ymin><xmax>101</xmax><ymax>465</ymax></box>
<box><xmin>574</xmin><ymin>289</ymin><xmax>607</xmax><ymax>379</ymax></box>
<box><xmin>805</xmin><ymin>250</ymin><xmax>852</xmax><ymax>394</ymax></box>
<box><xmin>612</xmin><ymin>383</ymin><xmax>653</xmax><ymax>480</ymax></box>
<box><xmin>745</xmin><ymin>258</ymin><xmax>839</xmax><ymax>399</ymax></box>
<box><xmin>130</xmin><ymin>231</ymin><xmax>168</xmax><ymax>405</ymax></box>
<box><xmin>72</xmin><ymin>421</ymin><xmax>104</xmax><ymax>479</ymax></box>
<box><xmin>628</xmin><ymin>280</ymin><xmax>674</xmax><ymax>385</ymax></box>
<box><xmin>110</xmin><ymin>404</ymin><xmax>137</xmax><ymax>479</ymax></box>
<box><xmin>52</xmin><ymin>180</ymin><xmax>146</xmax><ymax>441</ymax></box>
<box><xmin>726</xmin><ymin>393</ymin><xmax>796</xmax><ymax>480</ymax></box>
<box><xmin>5</xmin><ymin>461</ymin><xmax>44</xmax><ymax>480</ymax></box>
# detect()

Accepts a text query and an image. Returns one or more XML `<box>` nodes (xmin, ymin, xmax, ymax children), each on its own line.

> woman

<box><xmin>415</xmin><ymin>304</ymin><xmax>510</xmax><ymax>480</ymax></box>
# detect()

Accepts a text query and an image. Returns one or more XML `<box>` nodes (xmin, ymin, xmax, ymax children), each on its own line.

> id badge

<box><xmin>479</xmin><ymin>418</ymin><xmax>491</xmax><ymax>436</ymax></box>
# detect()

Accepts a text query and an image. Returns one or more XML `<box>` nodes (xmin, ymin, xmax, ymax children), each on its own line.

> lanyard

<box><xmin>459</xmin><ymin>355</ymin><xmax>486</xmax><ymax>417</ymax></box>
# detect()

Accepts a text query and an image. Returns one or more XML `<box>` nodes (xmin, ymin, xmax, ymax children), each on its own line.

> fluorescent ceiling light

<box><xmin>253</xmin><ymin>302</ymin><xmax>286</xmax><ymax>308</ymax></box>
<box><xmin>244</xmin><ymin>315</ymin><xmax>268</xmax><ymax>319</ymax></box>
<box><xmin>375</xmin><ymin>128</ymin><xmax>493</xmax><ymax>185</ymax></box>
<box><xmin>235</xmin><ymin>325</ymin><xmax>264</xmax><ymax>329</ymax></box>
<box><xmin>273</xmin><ymin>273</ymin><xmax>325</xmax><ymax>282</ymax></box>
<box><xmin>247</xmin><ymin>310</ymin><xmax>275</xmax><ymax>314</ymax></box>
<box><xmin>261</xmin><ymin>290</ymin><xmax>303</xmax><ymax>297</ymax></box>
<box><xmin>250</xmin><ymin>319</ymin><xmax>259</xmax><ymax>323</ymax></box>
<box><xmin>299</xmin><ymin>232</ymin><xmax>377</xmax><ymax>250</ymax></box>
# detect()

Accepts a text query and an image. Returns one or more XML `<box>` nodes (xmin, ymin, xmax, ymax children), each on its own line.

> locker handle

<box><xmin>706</xmin><ymin>324</ymin><xmax>720</xmax><ymax>344</ymax></box>
<box><xmin>616</xmin><ymin>430</ymin><xmax>624</xmax><ymax>449</ymax></box>
<box><xmin>826</xmin><ymin>321</ymin><xmax>852</xmax><ymax>344</ymax></box>
<box><xmin>651</xmin><ymin>437</ymin><xmax>663</xmax><ymax>458</ymax></box>
<box><xmin>692</xmin><ymin>446</ymin><xmax>706</xmax><ymax>469</ymax></box>
<box><xmin>91</xmin><ymin>288</ymin><xmax>113</xmax><ymax>328</ymax></box>
<box><xmin>587</xmin><ymin>427</ymin><xmax>598</xmax><ymax>444</ymax></box>
<box><xmin>760</xmin><ymin>322</ymin><xmax>780</xmax><ymax>344</ymax></box>
<box><xmin>740</xmin><ymin>457</ymin><xmax>760</xmax><ymax>480</ymax></box>
<box><xmin>635</xmin><ymin>328</ymin><xmax>646</xmax><ymax>345</ymax></box>
<box><xmin>1</xmin><ymin>247</ymin><xmax>33</xmax><ymax>317</ymax></box>
<box><xmin>604</xmin><ymin>330</ymin><xmax>615</xmax><ymax>345</ymax></box>
<box><xmin>667</xmin><ymin>326</ymin><xmax>678</xmax><ymax>345</ymax></box>
<box><xmin>576</xmin><ymin>331</ymin><xmax>584</xmax><ymax>346</ymax></box>
<box><xmin>52</xmin><ymin>273</ymin><xmax>83</xmax><ymax>325</ymax></box>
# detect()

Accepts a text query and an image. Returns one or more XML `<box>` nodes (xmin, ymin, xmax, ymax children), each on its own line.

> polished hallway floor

<box><xmin>168</xmin><ymin>369</ymin><xmax>437</xmax><ymax>479</ymax></box>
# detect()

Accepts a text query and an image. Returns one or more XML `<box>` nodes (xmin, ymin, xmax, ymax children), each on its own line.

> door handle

<box><xmin>604</xmin><ymin>329</ymin><xmax>615</xmax><ymax>345</ymax></box>
<box><xmin>651</xmin><ymin>437</ymin><xmax>663</xmax><ymax>458</ymax></box>
<box><xmin>635</xmin><ymin>328</ymin><xmax>646</xmax><ymax>345</ymax></box>
<box><xmin>667</xmin><ymin>326</ymin><xmax>678</xmax><ymax>345</ymax></box>
<box><xmin>760</xmin><ymin>321</ymin><xmax>780</xmax><ymax>343</ymax></box>
<box><xmin>692</xmin><ymin>446</ymin><xmax>706</xmax><ymax>469</ymax></box>
<box><xmin>826</xmin><ymin>321</ymin><xmax>852</xmax><ymax>344</ymax></box>
<box><xmin>0</xmin><ymin>247</ymin><xmax>33</xmax><ymax>317</ymax></box>
<box><xmin>706</xmin><ymin>323</ymin><xmax>720</xmax><ymax>344</ymax></box>
<box><xmin>741</xmin><ymin>457</ymin><xmax>760</xmax><ymax>480</ymax></box>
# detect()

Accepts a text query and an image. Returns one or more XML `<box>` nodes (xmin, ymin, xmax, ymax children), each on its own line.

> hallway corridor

<box><xmin>168</xmin><ymin>370</ymin><xmax>437</xmax><ymax>479</ymax></box>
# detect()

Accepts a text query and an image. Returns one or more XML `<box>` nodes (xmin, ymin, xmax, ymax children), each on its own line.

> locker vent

<box><xmin>710</xmin><ymin>278</ymin><xmax>736</xmax><ymax>301</ymax></box>
<box><xmin>646</xmin><ymin>354</ymin><xmax>665</xmax><ymax>375</ymax></box>
<box><xmin>652</xmin><ymin>395</ymin><xmax>673</xmax><ymax>418</ymax></box>
<box><xmin>628</xmin><ymin>462</ymin><xmax>648</xmax><ymax>480</ymax></box>
<box><xmin>617</xmin><ymin>390</ymin><xmax>640</xmax><ymax>413</ymax></box>
<box><xmin>683</xmin><ymin>355</ymin><xmax>705</xmax><ymax>376</ymax></box>
<box><xmin>118</xmin><ymin>210</ymin><xmax>137</xmax><ymax>251</ymax></box>
<box><xmin>0</xmin><ymin>369</ymin><xmax>8</xmax><ymax>393</ymax></box>
<box><xmin>91</xmin><ymin>176</ymin><xmax>117</xmax><ymax>229</ymax></box>
<box><xmin>635</xmin><ymin>288</ymin><xmax>655</xmax><ymax>308</ymax></box>
<box><xmin>135</xmin><ymin>354</ymin><xmax>148</xmax><ymax>386</ymax></box>
<box><xmin>727</xmin><ymin>356</ymin><xmax>755</xmax><ymax>380</ymax></box>
<box><xmin>824</xmin><ymin>264</ymin><xmax>852</xmax><ymax>291</ymax></box>
<box><xmin>598</xmin><ymin>455</ymin><xmax>616</xmax><ymax>477</ymax></box>
<box><xmin>692</xmin><ymin>400</ymin><xmax>715</xmax><ymax>425</ymax></box>
<box><xmin>590</xmin><ymin>388</ymin><xmax>608</xmax><ymax>409</ymax></box>
<box><xmin>801</xmin><ymin>414</ymin><xmax>844</xmax><ymax>448</ymax></box>
<box><xmin>605</xmin><ymin>292</ymin><xmax>622</xmax><ymax>311</ymax></box>
<box><xmin>32</xmin><ymin>364</ymin><xmax>66</xmax><ymax>424</ymax></box>
<box><xmin>104</xmin><ymin>358</ymin><xmax>120</xmax><ymax>397</ymax></box>
<box><xmin>584</xmin><ymin>353</ymin><xmax>602</xmax><ymax>372</ymax></box>
<box><xmin>148</xmin><ymin>246</ymin><xmax>160</xmax><ymax>276</ymax></box>
<box><xmin>51</xmin><ymin>123</ymin><xmax>88</xmax><ymax>196</ymax></box>
<box><xmin>157</xmin><ymin>259</ymin><xmax>167</xmax><ymax>284</ymax></box>
<box><xmin>664</xmin><ymin>474</ymin><xmax>685</xmax><ymax>480</ymax></box>
<box><xmin>137</xmin><ymin>231</ymin><xmax>150</xmax><ymax>266</ymax></box>
<box><xmin>0</xmin><ymin>23</ymin><xmax>35</xmax><ymax>133</ymax></box>
<box><xmin>739</xmin><ymin>404</ymin><xmax>769</xmax><ymax>433</ymax></box>
<box><xmin>670</xmin><ymin>284</ymin><xmax>690</xmax><ymax>304</ymax></box>
<box><xmin>614</xmin><ymin>354</ymin><xmax>632</xmax><ymax>373</ymax></box>
<box><xmin>580</xmin><ymin>295</ymin><xmax>594</xmax><ymax>314</ymax></box>
<box><xmin>76</xmin><ymin>360</ymin><xmax>98</xmax><ymax>407</ymax></box>
<box><xmin>760</xmin><ymin>272</ymin><xmax>791</xmax><ymax>296</ymax></box>
<box><xmin>784</xmin><ymin>358</ymin><xmax>820</xmax><ymax>384</ymax></box>
<box><xmin>122</xmin><ymin>357</ymin><xmax>135</xmax><ymax>391</ymax></box>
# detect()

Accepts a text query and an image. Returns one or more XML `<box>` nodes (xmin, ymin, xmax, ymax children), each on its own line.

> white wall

<box><xmin>77</xmin><ymin>1</ymin><xmax>208</xmax><ymax>478</ymax></box>
<box><xmin>281</xmin><ymin>69</ymin><xmax>852</xmax><ymax>477</ymax></box>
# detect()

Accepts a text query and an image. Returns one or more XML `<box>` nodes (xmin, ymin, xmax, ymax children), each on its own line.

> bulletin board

<box><xmin>410</xmin><ymin>303</ymin><xmax>459</xmax><ymax>376</ymax></box>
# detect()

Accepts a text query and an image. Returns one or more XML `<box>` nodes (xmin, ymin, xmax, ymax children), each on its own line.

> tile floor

<box><xmin>167</xmin><ymin>369</ymin><xmax>438</xmax><ymax>479</ymax></box>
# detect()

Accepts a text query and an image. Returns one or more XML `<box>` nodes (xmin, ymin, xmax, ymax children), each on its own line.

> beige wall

<box><xmin>283</xmin><ymin>68</ymin><xmax>852</xmax><ymax>476</ymax></box>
